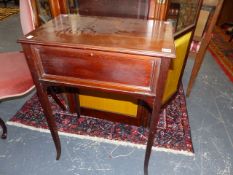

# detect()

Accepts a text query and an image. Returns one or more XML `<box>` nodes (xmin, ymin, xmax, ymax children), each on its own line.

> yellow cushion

<box><xmin>79</xmin><ymin>91</ymin><xmax>138</xmax><ymax>117</ymax></box>
<box><xmin>162</xmin><ymin>32</ymin><xmax>192</xmax><ymax>103</ymax></box>
<box><xmin>79</xmin><ymin>32</ymin><xmax>192</xmax><ymax>116</ymax></box>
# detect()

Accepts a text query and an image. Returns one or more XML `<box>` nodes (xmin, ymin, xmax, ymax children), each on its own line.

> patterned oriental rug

<box><xmin>7</xmin><ymin>86</ymin><xmax>194</xmax><ymax>156</ymax></box>
<box><xmin>0</xmin><ymin>7</ymin><xmax>19</xmax><ymax>21</ymax></box>
<box><xmin>209</xmin><ymin>26</ymin><xmax>233</xmax><ymax>82</ymax></box>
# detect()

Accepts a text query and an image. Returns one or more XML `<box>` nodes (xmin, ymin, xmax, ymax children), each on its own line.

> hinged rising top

<box><xmin>19</xmin><ymin>14</ymin><xmax>176</xmax><ymax>58</ymax></box>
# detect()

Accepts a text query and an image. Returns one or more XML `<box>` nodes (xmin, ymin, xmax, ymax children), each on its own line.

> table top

<box><xmin>19</xmin><ymin>14</ymin><xmax>175</xmax><ymax>58</ymax></box>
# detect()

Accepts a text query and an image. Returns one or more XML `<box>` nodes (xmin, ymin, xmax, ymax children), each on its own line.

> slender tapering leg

<box><xmin>21</xmin><ymin>44</ymin><xmax>61</xmax><ymax>159</ymax></box>
<box><xmin>36</xmin><ymin>85</ymin><xmax>61</xmax><ymax>160</ymax></box>
<box><xmin>0</xmin><ymin>118</ymin><xmax>7</xmax><ymax>139</ymax></box>
<box><xmin>144</xmin><ymin>100</ymin><xmax>160</xmax><ymax>175</ymax></box>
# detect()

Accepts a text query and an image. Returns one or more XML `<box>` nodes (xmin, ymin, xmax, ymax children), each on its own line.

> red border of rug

<box><xmin>208</xmin><ymin>47</ymin><xmax>233</xmax><ymax>82</ymax></box>
<box><xmin>208</xmin><ymin>26</ymin><xmax>233</xmax><ymax>82</ymax></box>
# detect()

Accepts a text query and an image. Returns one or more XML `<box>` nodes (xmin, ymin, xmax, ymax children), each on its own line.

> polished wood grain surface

<box><xmin>32</xmin><ymin>44</ymin><xmax>159</xmax><ymax>98</ymax></box>
<box><xmin>20</xmin><ymin>15</ymin><xmax>175</xmax><ymax>58</ymax></box>
<box><xmin>38</xmin><ymin>47</ymin><xmax>154</xmax><ymax>86</ymax></box>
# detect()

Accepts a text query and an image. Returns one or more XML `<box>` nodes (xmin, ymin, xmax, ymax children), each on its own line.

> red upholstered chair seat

<box><xmin>0</xmin><ymin>52</ymin><xmax>34</xmax><ymax>100</ymax></box>
<box><xmin>0</xmin><ymin>52</ymin><xmax>35</xmax><ymax>139</ymax></box>
<box><xmin>0</xmin><ymin>52</ymin><xmax>66</xmax><ymax>139</ymax></box>
<box><xmin>0</xmin><ymin>0</ymin><xmax>36</xmax><ymax>139</ymax></box>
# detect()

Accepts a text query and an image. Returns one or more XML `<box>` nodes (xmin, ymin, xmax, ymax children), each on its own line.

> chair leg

<box><xmin>186</xmin><ymin>53</ymin><xmax>204</xmax><ymax>97</ymax></box>
<box><xmin>186</xmin><ymin>42</ymin><xmax>209</xmax><ymax>97</ymax></box>
<box><xmin>0</xmin><ymin>118</ymin><xmax>7</xmax><ymax>139</ymax></box>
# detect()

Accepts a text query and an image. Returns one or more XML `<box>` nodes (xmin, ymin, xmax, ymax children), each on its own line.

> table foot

<box><xmin>144</xmin><ymin>133</ymin><xmax>154</xmax><ymax>175</ymax></box>
<box><xmin>144</xmin><ymin>162</ymin><xmax>149</xmax><ymax>175</ymax></box>
<box><xmin>0</xmin><ymin>118</ymin><xmax>7</xmax><ymax>139</ymax></box>
<box><xmin>50</xmin><ymin>128</ymin><xmax>61</xmax><ymax>160</ymax></box>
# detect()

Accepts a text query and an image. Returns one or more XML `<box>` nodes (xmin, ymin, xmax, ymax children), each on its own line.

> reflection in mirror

<box><xmin>36</xmin><ymin>0</ymin><xmax>52</xmax><ymax>23</ymax></box>
<box><xmin>65</xmin><ymin>0</ymin><xmax>150</xmax><ymax>19</ymax></box>
<box><xmin>66</xmin><ymin>0</ymin><xmax>79</xmax><ymax>14</ymax></box>
<box><xmin>167</xmin><ymin>0</ymin><xmax>200</xmax><ymax>33</ymax></box>
<box><xmin>34</xmin><ymin>0</ymin><xmax>168</xmax><ymax>26</ymax></box>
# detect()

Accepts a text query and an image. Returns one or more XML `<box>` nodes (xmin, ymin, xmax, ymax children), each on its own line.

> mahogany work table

<box><xmin>19</xmin><ymin>14</ymin><xmax>176</xmax><ymax>175</ymax></box>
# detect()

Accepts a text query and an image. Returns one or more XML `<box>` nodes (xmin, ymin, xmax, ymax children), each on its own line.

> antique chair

<box><xmin>0</xmin><ymin>52</ymin><xmax>34</xmax><ymax>139</ymax></box>
<box><xmin>0</xmin><ymin>0</ymin><xmax>35</xmax><ymax>139</ymax></box>
<box><xmin>186</xmin><ymin>0</ymin><xmax>224</xmax><ymax>96</ymax></box>
<box><xmin>0</xmin><ymin>0</ymin><xmax>65</xmax><ymax>139</ymax></box>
